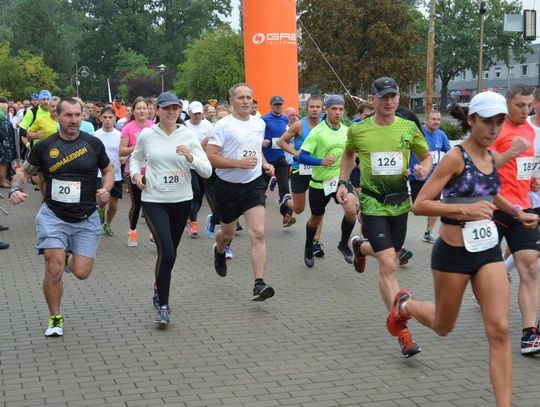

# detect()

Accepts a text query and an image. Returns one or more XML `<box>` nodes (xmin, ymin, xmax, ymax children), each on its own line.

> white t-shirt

<box><xmin>94</xmin><ymin>127</ymin><xmax>122</xmax><ymax>181</ymax></box>
<box><xmin>185</xmin><ymin>119</ymin><xmax>213</xmax><ymax>144</ymax></box>
<box><xmin>208</xmin><ymin>114</ymin><xmax>265</xmax><ymax>184</ymax></box>
<box><xmin>527</xmin><ymin>116</ymin><xmax>540</xmax><ymax>208</ymax></box>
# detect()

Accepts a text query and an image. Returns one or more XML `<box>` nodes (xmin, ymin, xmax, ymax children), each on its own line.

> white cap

<box><xmin>189</xmin><ymin>101</ymin><xmax>203</xmax><ymax>114</ymax></box>
<box><xmin>469</xmin><ymin>91</ymin><xmax>508</xmax><ymax>117</ymax></box>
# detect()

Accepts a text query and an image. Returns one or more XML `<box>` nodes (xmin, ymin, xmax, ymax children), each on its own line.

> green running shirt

<box><xmin>346</xmin><ymin>116</ymin><xmax>428</xmax><ymax>216</ymax></box>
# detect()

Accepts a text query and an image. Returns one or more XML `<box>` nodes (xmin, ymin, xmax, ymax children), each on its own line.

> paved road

<box><xmin>1</xmin><ymin>187</ymin><xmax>539</xmax><ymax>407</ymax></box>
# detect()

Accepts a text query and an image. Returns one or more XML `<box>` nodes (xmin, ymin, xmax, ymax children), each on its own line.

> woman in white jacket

<box><xmin>130</xmin><ymin>92</ymin><xmax>212</xmax><ymax>325</ymax></box>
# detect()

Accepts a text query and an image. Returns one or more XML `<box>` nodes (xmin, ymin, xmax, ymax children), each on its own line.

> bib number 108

<box><xmin>471</xmin><ymin>226</ymin><xmax>493</xmax><ymax>240</ymax></box>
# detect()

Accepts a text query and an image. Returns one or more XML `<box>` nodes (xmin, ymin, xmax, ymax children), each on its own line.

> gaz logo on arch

<box><xmin>252</xmin><ymin>32</ymin><xmax>297</xmax><ymax>45</ymax></box>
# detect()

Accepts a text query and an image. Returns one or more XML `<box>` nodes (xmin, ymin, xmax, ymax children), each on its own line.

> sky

<box><xmin>224</xmin><ymin>0</ymin><xmax>241</xmax><ymax>31</ymax></box>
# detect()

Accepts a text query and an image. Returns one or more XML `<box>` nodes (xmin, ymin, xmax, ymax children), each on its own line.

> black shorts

<box><xmin>494</xmin><ymin>210</ymin><xmax>540</xmax><ymax>253</ymax></box>
<box><xmin>431</xmin><ymin>238</ymin><xmax>503</xmax><ymax>275</ymax></box>
<box><xmin>409</xmin><ymin>179</ymin><xmax>424</xmax><ymax>203</ymax></box>
<box><xmin>291</xmin><ymin>171</ymin><xmax>311</xmax><ymax>194</ymax></box>
<box><xmin>97</xmin><ymin>179</ymin><xmax>123</xmax><ymax>199</ymax></box>
<box><xmin>214</xmin><ymin>175</ymin><xmax>267</xmax><ymax>224</ymax></box>
<box><xmin>349</xmin><ymin>167</ymin><xmax>360</xmax><ymax>188</ymax></box>
<box><xmin>308</xmin><ymin>182</ymin><xmax>354</xmax><ymax>216</ymax></box>
<box><xmin>361</xmin><ymin>213</ymin><xmax>408</xmax><ymax>253</ymax></box>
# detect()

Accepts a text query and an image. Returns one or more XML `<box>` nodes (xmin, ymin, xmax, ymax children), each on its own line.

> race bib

<box><xmin>371</xmin><ymin>152</ymin><xmax>403</xmax><ymax>175</ymax></box>
<box><xmin>322</xmin><ymin>178</ymin><xmax>339</xmax><ymax>196</ymax></box>
<box><xmin>156</xmin><ymin>170</ymin><xmax>186</xmax><ymax>192</ymax></box>
<box><xmin>299</xmin><ymin>164</ymin><xmax>313</xmax><ymax>175</ymax></box>
<box><xmin>462</xmin><ymin>219</ymin><xmax>499</xmax><ymax>253</ymax></box>
<box><xmin>516</xmin><ymin>156</ymin><xmax>540</xmax><ymax>180</ymax></box>
<box><xmin>430</xmin><ymin>150</ymin><xmax>445</xmax><ymax>165</ymax></box>
<box><xmin>272</xmin><ymin>138</ymin><xmax>280</xmax><ymax>149</ymax></box>
<box><xmin>237</xmin><ymin>146</ymin><xmax>260</xmax><ymax>162</ymax></box>
<box><xmin>51</xmin><ymin>179</ymin><xmax>81</xmax><ymax>203</ymax></box>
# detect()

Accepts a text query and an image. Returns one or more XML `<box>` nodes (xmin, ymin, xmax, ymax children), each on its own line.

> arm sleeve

<box><xmin>298</xmin><ymin>150</ymin><xmax>323</xmax><ymax>166</ymax></box>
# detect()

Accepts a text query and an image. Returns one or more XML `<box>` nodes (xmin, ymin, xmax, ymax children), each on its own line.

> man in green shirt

<box><xmin>337</xmin><ymin>77</ymin><xmax>432</xmax><ymax>358</ymax></box>
<box><xmin>298</xmin><ymin>95</ymin><xmax>358</xmax><ymax>267</ymax></box>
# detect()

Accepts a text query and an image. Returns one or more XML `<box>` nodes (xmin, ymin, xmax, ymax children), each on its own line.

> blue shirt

<box><xmin>261</xmin><ymin>112</ymin><xmax>288</xmax><ymax>162</ymax></box>
<box><xmin>409</xmin><ymin>125</ymin><xmax>451</xmax><ymax>180</ymax></box>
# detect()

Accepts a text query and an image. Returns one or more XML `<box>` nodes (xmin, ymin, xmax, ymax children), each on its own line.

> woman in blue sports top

<box><xmin>386</xmin><ymin>91</ymin><xmax>538</xmax><ymax>407</ymax></box>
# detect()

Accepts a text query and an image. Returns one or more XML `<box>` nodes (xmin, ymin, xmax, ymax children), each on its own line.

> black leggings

<box><xmin>189</xmin><ymin>170</ymin><xmax>204</xmax><ymax>221</ymax></box>
<box><xmin>142</xmin><ymin>200</ymin><xmax>191</xmax><ymax>306</ymax></box>
<box><xmin>128</xmin><ymin>181</ymin><xmax>142</xmax><ymax>231</ymax></box>
<box><xmin>265</xmin><ymin>156</ymin><xmax>290</xmax><ymax>202</ymax></box>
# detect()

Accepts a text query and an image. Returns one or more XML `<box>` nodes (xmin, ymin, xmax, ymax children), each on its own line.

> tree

<box><xmin>175</xmin><ymin>26</ymin><xmax>244</xmax><ymax>101</ymax></box>
<box><xmin>298</xmin><ymin>0</ymin><xmax>424</xmax><ymax>99</ymax></box>
<box><xmin>434</xmin><ymin>0</ymin><xmax>532</xmax><ymax>111</ymax></box>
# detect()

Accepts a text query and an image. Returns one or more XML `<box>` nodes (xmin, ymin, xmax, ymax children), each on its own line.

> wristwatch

<box><xmin>337</xmin><ymin>180</ymin><xmax>348</xmax><ymax>187</ymax></box>
<box><xmin>8</xmin><ymin>187</ymin><xmax>20</xmax><ymax>198</ymax></box>
<box><xmin>511</xmin><ymin>204</ymin><xmax>523</xmax><ymax>217</ymax></box>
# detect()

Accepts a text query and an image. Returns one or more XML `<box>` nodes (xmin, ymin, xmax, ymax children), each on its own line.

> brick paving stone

<box><xmin>2</xmin><ymin>187</ymin><xmax>540</xmax><ymax>406</ymax></box>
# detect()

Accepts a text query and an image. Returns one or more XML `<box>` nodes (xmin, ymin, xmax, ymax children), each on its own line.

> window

<box><xmin>509</xmin><ymin>66</ymin><xmax>514</xmax><ymax>77</ymax></box>
<box><xmin>461</xmin><ymin>71</ymin><xmax>467</xmax><ymax>80</ymax></box>
<box><xmin>415</xmin><ymin>84</ymin><xmax>421</xmax><ymax>93</ymax></box>
<box><xmin>472</xmin><ymin>73</ymin><xmax>477</xmax><ymax>80</ymax></box>
<box><xmin>495</xmin><ymin>67</ymin><xmax>502</xmax><ymax>78</ymax></box>
<box><xmin>521</xmin><ymin>65</ymin><xmax>528</xmax><ymax>76</ymax></box>
<box><xmin>484</xmin><ymin>71</ymin><xmax>489</xmax><ymax>79</ymax></box>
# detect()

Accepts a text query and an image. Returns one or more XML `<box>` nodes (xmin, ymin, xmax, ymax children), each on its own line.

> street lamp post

<box><xmin>158</xmin><ymin>64</ymin><xmax>166</xmax><ymax>93</ymax></box>
<box><xmin>72</xmin><ymin>63</ymin><xmax>92</xmax><ymax>98</ymax></box>
<box><xmin>477</xmin><ymin>1</ymin><xmax>487</xmax><ymax>93</ymax></box>
<box><xmin>425</xmin><ymin>0</ymin><xmax>436</xmax><ymax>114</ymax></box>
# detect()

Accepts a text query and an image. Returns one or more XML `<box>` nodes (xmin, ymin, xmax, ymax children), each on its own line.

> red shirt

<box><xmin>491</xmin><ymin>118</ymin><xmax>535</xmax><ymax>208</ymax></box>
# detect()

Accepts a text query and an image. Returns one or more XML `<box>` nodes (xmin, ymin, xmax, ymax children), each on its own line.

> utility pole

<box><xmin>477</xmin><ymin>1</ymin><xmax>487</xmax><ymax>93</ymax></box>
<box><xmin>425</xmin><ymin>0</ymin><xmax>436</xmax><ymax>114</ymax></box>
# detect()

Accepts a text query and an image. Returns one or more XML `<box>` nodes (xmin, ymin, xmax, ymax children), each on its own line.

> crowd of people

<box><xmin>2</xmin><ymin>79</ymin><xmax>540</xmax><ymax>406</ymax></box>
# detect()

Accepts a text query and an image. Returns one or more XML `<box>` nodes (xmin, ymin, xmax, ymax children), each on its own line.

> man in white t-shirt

<box><xmin>185</xmin><ymin>101</ymin><xmax>214</xmax><ymax>236</ymax></box>
<box><xmin>94</xmin><ymin>106</ymin><xmax>123</xmax><ymax>236</ymax></box>
<box><xmin>206</xmin><ymin>83</ymin><xmax>276</xmax><ymax>301</ymax></box>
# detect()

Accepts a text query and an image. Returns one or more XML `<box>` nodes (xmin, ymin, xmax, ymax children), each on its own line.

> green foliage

<box><xmin>433</xmin><ymin>0</ymin><xmax>532</xmax><ymax>111</ymax></box>
<box><xmin>298</xmin><ymin>0</ymin><xmax>424</xmax><ymax>96</ymax></box>
<box><xmin>0</xmin><ymin>43</ymin><xmax>57</xmax><ymax>99</ymax></box>
<box><xmin>439</xmin><ymin>121</ymin><xmax>462</xmax><ymax>140</ymax></box>
<box><xmin>175</xmin><ymin>26</ymin><xmax>244</xmax><ymax>100</ymax></box>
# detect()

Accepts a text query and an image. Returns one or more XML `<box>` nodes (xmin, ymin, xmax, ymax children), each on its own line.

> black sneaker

<box><xmin>252</xmin><ymin>281</ymin><xmax>275</xmax><ymax>301</ymax></box>
<box><xmin>337</xmin><ymin>242</ymin><xmax>353</xmax><ymax>264</ymax></box>
<box><xmin>213</xmin><ymin>243</ymin><xmax>227</xmax><ymax>277</ymax></box>
<box><xmin>304</xmin><ymin>245</ymin><xmax>314</xmax><ymax>268</ymax></box>
<box><xmin>313</xmin><ymin>240</ymin><xmax>325</xmax><ymax>257</ymax></box>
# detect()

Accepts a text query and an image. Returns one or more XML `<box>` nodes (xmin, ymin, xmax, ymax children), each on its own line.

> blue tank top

<box><xmin>442</xmin><ymin>145</ymin><xmax>500</xmax><ymax>201</ymax></box>
<box><xmin>292</xmin><ymin>117</ymin><xmax>313</xmax><ymax>171</ymax></box>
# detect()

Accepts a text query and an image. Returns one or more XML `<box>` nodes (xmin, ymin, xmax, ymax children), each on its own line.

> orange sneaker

<box><xmin>189</xmin><ymin>221</ymin><xmax>199</xmax><ymax>237</ymax></box>
<box><xmin>351</xmin><ymin>235</ymin><xmax>366</xmax><ymax>273</ymax></box>
<box><xmin>128</xmin><ymin>230</ymin><xmax>138</xmax><ymax>247</ymax></box>
<box><xmin>397</xmin><ymin>327</ymin><xmax>421</xmax><ymax>358</ymax></box>
<box><xmin>387</xmin><ymin>289</ymin><xmax>412</xmax><ymax>336</ymax></box>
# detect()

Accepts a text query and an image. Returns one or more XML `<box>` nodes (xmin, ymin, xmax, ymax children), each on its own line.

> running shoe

<box><xmin>205</xmin><ymin>214</ymin><xmax>216</xmax><ymax>239</ymax></box>
<box><xmin>398</xmin><ymin>248</ymin><xmax>413</xmax><ymax>266</ymax></box>
<box><xmin>387</xmin><ymin>289</ymin><xmax>412</xmax><ymax>336</ymax></box>
<box><xmin>422</xmin><ymin>232</ymin><xmax>436</xmax><ymax>244</ymax></box>
<box><xmin>103</xmin><ymin>223</ymin><xmax>114</xmax><ymax>236</ymax></box>
<box><xmin>252</xmin><ymin>280</ymin><xmax>275</xmax><ymax>301</ymax></box>
<box><xmin>397</xmin><ymin>327</ymin><xmax>422</xmax><ymax>358</ymax></box>
<box><xmin>98</xmin><ymin>207</ymin><xmax>105</xmax><ymax>225</ymax></box>
<box><xmin>282</xmin><ymin>213</ymin><xmax>296</xmax><ymax>227</ymax></box>
<box><xmin>351</xmin><ymin>235</ymin><xmax>366</xmax><ymax>273</ymax></box>
<box><xmin>304</xmin><ymin>245</ymin><xmax>314</xmax><ymax>268</ymax></box>
<box><xmin>337</xmin><ymin>241</ymin><xmax>353</xmax><ymax>264</ymax></box>
<box><xmin>213</xmin><ymin>243</ymin><xmax>227</xmax><ymax>277</ymax></box>
<box><xmin>189</xmin><ymin>220</ymin><xmax>199</xmax><ymax>237</ymax></box>
<box><xmin>155</xmin><ymin>305</ymin><xmax>170</xmax><ymax>325</ymax></box>
<box><xmin>128</xmin><ymin>230</ymin><xmax>138</xmax><ymax>247</ymax></box>
<box><xmin>521</xmin><ymin>327</ymin><xmax>540</xmax><ymax>355</ymax></box>
<box><xmin>236</xmin><ymin>222</ymin><xmax>243</xmax><ymax>232</ymax></box>
<box><xmin>269</xmin><ymin>176</ymin><xmax>277</xmax><ymax>191</ymax></box>
<box><xmin>313</xmin><ymin>240</ymin><xmax>325</xmax><ymax>258</ymax></box>
<box><xmin>225</xmin><ymin>244</ymin><xmax>233</xmax><ymax>260</ymax></box>
<box><xmin>45</xmin><ymin>314</ymin><xmax>64</xmax><ymax>337</ymax></box>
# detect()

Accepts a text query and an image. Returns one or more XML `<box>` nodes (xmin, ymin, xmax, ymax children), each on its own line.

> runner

<box><xmin>94</xmin><ymin>107</ymin><xmax>123</xmax><ymax>236</ymax></box>
<box><xmin>206</xmin><ymin>83</ymin><xmax>275</xmax><ymax>301</ymax></box>
<box><xmin>119</xmin><ymin>97</ymin><xmax>153</xmax><ymax>247</ymax></box>
<box><xmin>338</xmin><ymin>77</ymin><xmax>432</xmax><ymax>357</ymax></box>
<box><xmin>388</xmin><ymin>91</ymin><xmax>538</xmax><ymax>406</ymax></box>
<box><xmin>278</xmin><ymin>95</ymin><xmax>325</xmax><ymax>256</ymax></box>
<box><xmin>130</xmin><ymin>92</ymin><xmax>212</xmax><ymax>324</ymax></box>
<box><xmin>8</xmin><ymin>98</ymin><xmax>113</xmax><ymax>337</ymax></box>
<box><xmin>298</xmin><ymin>95</ymin><xmax>357</xmax><ymax>267</ymax></box>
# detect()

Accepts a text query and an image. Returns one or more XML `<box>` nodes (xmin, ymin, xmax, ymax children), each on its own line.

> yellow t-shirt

<box><xmin>28</xmin><ymin>115</ymin><xmax>58</xmax><ymax>143</ymax></box>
